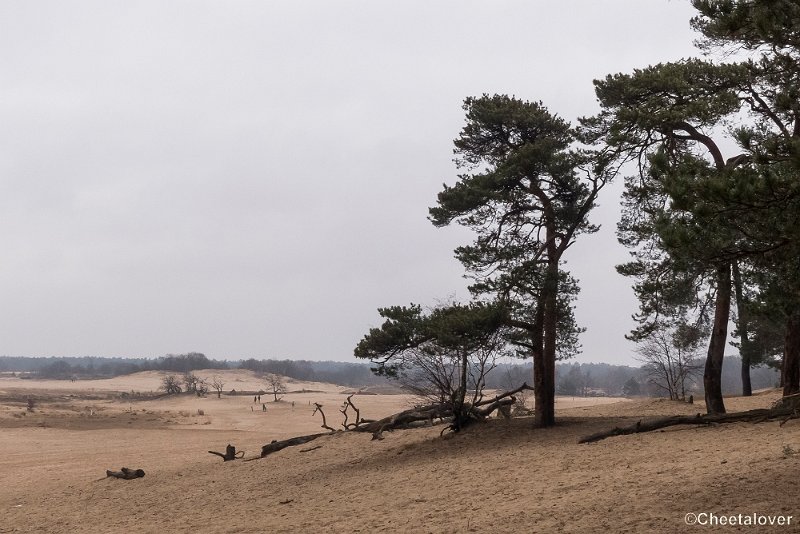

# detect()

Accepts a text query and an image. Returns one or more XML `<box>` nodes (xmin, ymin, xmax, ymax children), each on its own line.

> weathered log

<box><xmin>208</xmin><ymin>444</ymin><xmax>244</xmax><ymax>461</ymax></box>
<box><xmin>474</xmin><ymin>396</ymin><xmax>515</xmax><ymax>418</ymax></box>
<box><xmin>254</xmin><ymin>385</ymin><xmax>533</xmax><ymax>455</ymax></box>
<box><xmin>352</xmin><ymin>386</ymin><xmax>533</xmax><ymax>438</ymax></box>
<box><xmin>106</xmin><ymin>467</ymin><xmax>145</xmax><ymax>479</ymax></box>
<box><xmin>354</xmin><ymin>404</ymin><xmax>451</xmax><ymax>439</ymax></box>
<box><xmin>578</xmin><ymin>406</ymin><xmax>800</xmax><ymax>444</ymax></box>
<box><xmin>258</xmin><ymin>406</ymin><xmax>450</xmax><ymax>456</ymax></box>
<box><xmin>474</xmin><ymin>382</ymin><xmax>533</xmax><ymax>407</ymax></box>
<box><xmin>261</xmin><ymin>432</ymin><xmax>329</xmax><ymax>457</ymax></box>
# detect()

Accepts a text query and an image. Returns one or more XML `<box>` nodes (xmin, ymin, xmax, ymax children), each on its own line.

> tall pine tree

<box><xmin>430</xmin><ymin>95</ymin><xmax>611</xmax><ymax>427</ymax></box>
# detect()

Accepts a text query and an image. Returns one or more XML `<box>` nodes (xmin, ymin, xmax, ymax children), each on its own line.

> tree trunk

<box><xmin>704</xmin><ymin>263</ymin><xmax>730</xmax><ymax>414</ymax></box>
<box><xmin>452</xmin><ymin>350</ymin><xmax>470</xmax><ymax>431</ymax></box>
<box><xmin>740</xmin><ymin>353</ymin><xmax>753</xmax><ymax>397</ymax></box>
<box><xmin>529</xmin><ymin>300</ymin><xmax>547</xmax><ymax>427</ymax></box>
<box><xmin>780</xmin><ymin>345</ymin><xmax>786</xmax><ymax>388</ymax></box>
<box><xmin>732</xmin><ymin>261</ymin><xmax>752</xmax><ymax>396</ymax></box>
<box><xmin>535</xmin><ymin>257</ymin><xmax>558</xmax><ymax>428</ymax></box>
<box><xmin>261</xmin><ymin>433</ymin><xmax>329</xmax><ymax>457</ymax></box>
<box><xmin>782</xmin><ymin>313</ymin><xmax>800</xmax><ymax>396</ymax></box>
<box><xmin>578</xmin><ymin>404</ymin><xmax>800</xmax><ymax>444</ymax></box>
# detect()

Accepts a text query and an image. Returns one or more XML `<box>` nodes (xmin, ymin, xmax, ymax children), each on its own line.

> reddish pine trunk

<box><xmin>731</xmin><ymin>262</ymin><xmax>752</xmax><ymax>397</ymax></box>
<box><xmin>740</xmin><ymin>356</ymin><xmax>753</xmax><ymax>397</ymax></box>
<box><xmin>525</xmin><ymin>292</ymin><xmax>551</xmax><ymax>429</ymax></box>
<box><xmin>782</xmin><ymin>314</ymin><xmax>800</xmax><ymax>397</ymax></box>
<box><xmin>534</xmin><ymin>257</ymin><xmax>558</xmax><ymax>428</ymax></box>
<box><xmin>704</xmin><ymin>263</ymin><xmax>730</xmax><ymax>415</ymax></box>
<box><xmin>533</xmin><ymin>353</ymin><xmax>556</xmax><ymax>427</ymax></box>
<box><xmin>451</xmin><ymin>350</ymin><xmax>470</xmax><ymax>431</ymax></box>
<box><xmin>529</xmin><ymin>301</ymin><xmax>547</xmax><ymax>425</ymax></box>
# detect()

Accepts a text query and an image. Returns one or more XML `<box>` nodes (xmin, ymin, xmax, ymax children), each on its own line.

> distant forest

<box><xmin>0</xmin><ymin>353</ymin><xmax>384</xmax><ymax>388</ymax></box>
<box><xmin>0</xmin><ymin>353</ymin><xmax>778</xmax><ymax>397</ymax></box>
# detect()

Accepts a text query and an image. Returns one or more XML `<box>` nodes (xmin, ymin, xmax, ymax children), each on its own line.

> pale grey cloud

<box><xmin>0</xmin><ymin>1</ymin><xmax>698</xmax><ymax>363</ymax></box>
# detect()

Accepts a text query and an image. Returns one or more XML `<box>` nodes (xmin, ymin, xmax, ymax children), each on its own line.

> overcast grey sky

<box><xmin>0</xmin><ymin>1</ymin><xmax>700</xmax><ymax>365</ymax></box>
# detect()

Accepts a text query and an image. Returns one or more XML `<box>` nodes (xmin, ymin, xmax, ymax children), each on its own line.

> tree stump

<box><xmin>106</xmin><ymin>467</ymin><xmax>145</xmax><ymax>479</ymax></box>
<box><xmin>208</xmin><ymin>444</ymin><xmax>244</xmax><ymax>461</ymax></box>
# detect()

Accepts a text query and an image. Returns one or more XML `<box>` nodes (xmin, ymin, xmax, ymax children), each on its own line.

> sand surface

<box><xmin>1</xmin><ymin>371</ymin><xmax>798</xmax><ymax>533</ymax></box>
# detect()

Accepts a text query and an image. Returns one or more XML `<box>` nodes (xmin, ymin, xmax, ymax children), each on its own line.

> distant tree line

<box><xmin>0</xmin><ymin>356</ymin><xmax>151</xmax><ymax>378</ymax></box>
<box><xmin>237</xmin><ymin>358</ymin><xmax>390</xmax><ymax>387</ymax></box>
<box><xmin>0</xmin><ymin>353</ymin><xmax>226</xmax><ymax>379</ymax></box>
<box><xmin>549</xmin><ymin>358</ymin><xmax>778</xmax><ymax>399</ymax></box>
<box><xmin>0</xmin><ymin>353</ymin><xmax>778</xmax><ymax>397</ymax></box>
<box><xmin>0</xmin><ymin>354</ymin><xmax>390</xmax><ymax>387</ymax></box>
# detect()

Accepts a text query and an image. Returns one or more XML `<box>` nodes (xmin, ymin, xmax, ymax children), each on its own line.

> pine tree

<box><xmin>430</xmin><ymin>95</ymin><xmax>611</xmax><ymax>426</ymax></box>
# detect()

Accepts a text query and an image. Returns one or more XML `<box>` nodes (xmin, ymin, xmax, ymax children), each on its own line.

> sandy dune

<box><xmin>2</xmin><ymin>371</ymin><xmax>798</xmax><ymax>533</ymax></box>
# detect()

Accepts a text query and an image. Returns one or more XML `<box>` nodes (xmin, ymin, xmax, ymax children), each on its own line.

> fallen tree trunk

<box><xmin>475</xmin><ymin>382</ymin><xmax>533</xmax><ymax>408</ymax></box>
<box><xmin>578</xmin><ymin>405</ymin><xmax>800</xmax><ymax>444</ymax></box>
<box><xmin>354</xmin><ymin>384</ymin><xmax>533</xmax><ymax>438</ymax></box>
<box><xmin>353</xmin><ymin>404</ymin><xmax>452</xmax><ymax>439</ymax></box>
<box><xmin>261</xmin><ymin>432</ymin><xmax>329</xmax><ymax>457</ymax></box>
<box><xmin>257</xmin><ymin>407</ymin><xmax>450</xmax><ymax>458</ymax></box>
<box><xmin>254</xmin><ymin>385</ymin><xmax>531</xmax><ymax>458</ymax></box>
<box><xmin>474</xmin><ymin>396</ymin><xmax>515</xmax><ymax>418</ymax></box>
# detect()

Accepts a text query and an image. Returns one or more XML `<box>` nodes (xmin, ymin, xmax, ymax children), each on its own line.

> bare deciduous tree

<box><xmin>161</xmin><ymin>374</ymin><xmax>182</xmax><ymax>394</ymax></box>
<box><xmin>182</xmin><ymin>372</ymin><xmax>199</xmax><ymax>393</ymax></box>
<box><xmin>211</xmin><ymin>376</ymin><xmax>225</xmax><ymax>398</ymax></box>
<box><xmin>399</xmin><ymin>339</ymin><xmax>500</xmax><ymax>415</ymax></box>
<box><xmin>355</xmin><ymin>301</ymin><xmax>511</xmax><ymax>431</ymax></box>
<box><xmin>265</xmin><ymin>373</ymin><xmax>287</xmax><ymax>401</ymax></box>
<box><xmin>195</xmin><ymin>377</ymin><xmax>209</xmax><ymax>397</ymax></box>
<box><xmin>636</xmin><ymin>326</ymin><xmax>701</xmax><ymax>401</ymax></box>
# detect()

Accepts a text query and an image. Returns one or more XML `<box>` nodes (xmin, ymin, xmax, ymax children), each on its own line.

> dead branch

<box><xmin>578</xmin><ymin>406</ymin><xmax>800</xmax><ymax>444</ymax></box>
<box><xmin>474</xmin><ymin>382</ymin><xmax>533</xmax><ymax>407</ymax></box>
<box><xmin>340</xmin><ymin>394</ymin><xmax>363</xmax><ymax>430</ymax></box>
<box><xmin>299</xmin><ymin>445</ymin><xmax>322</xmax><ymax>453</ymax></box>
<box><xmin>339</xmin><ymin>401</ymin><xmax>350</xmax><ymax>429</ymax></box>
<box><xmin>208</xmin><ymin>444</ymin><xmax>244</xmax><ymax>461</ymax></box>
<box><xmin>474</xmin><ymin>396</ymin><xmax>515</xmax><ymax>417</ymax></box>
<box><xmin>313</xmin><ymin>403</ymin><xmax>336</xmax><ymax>432</ymax></box>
